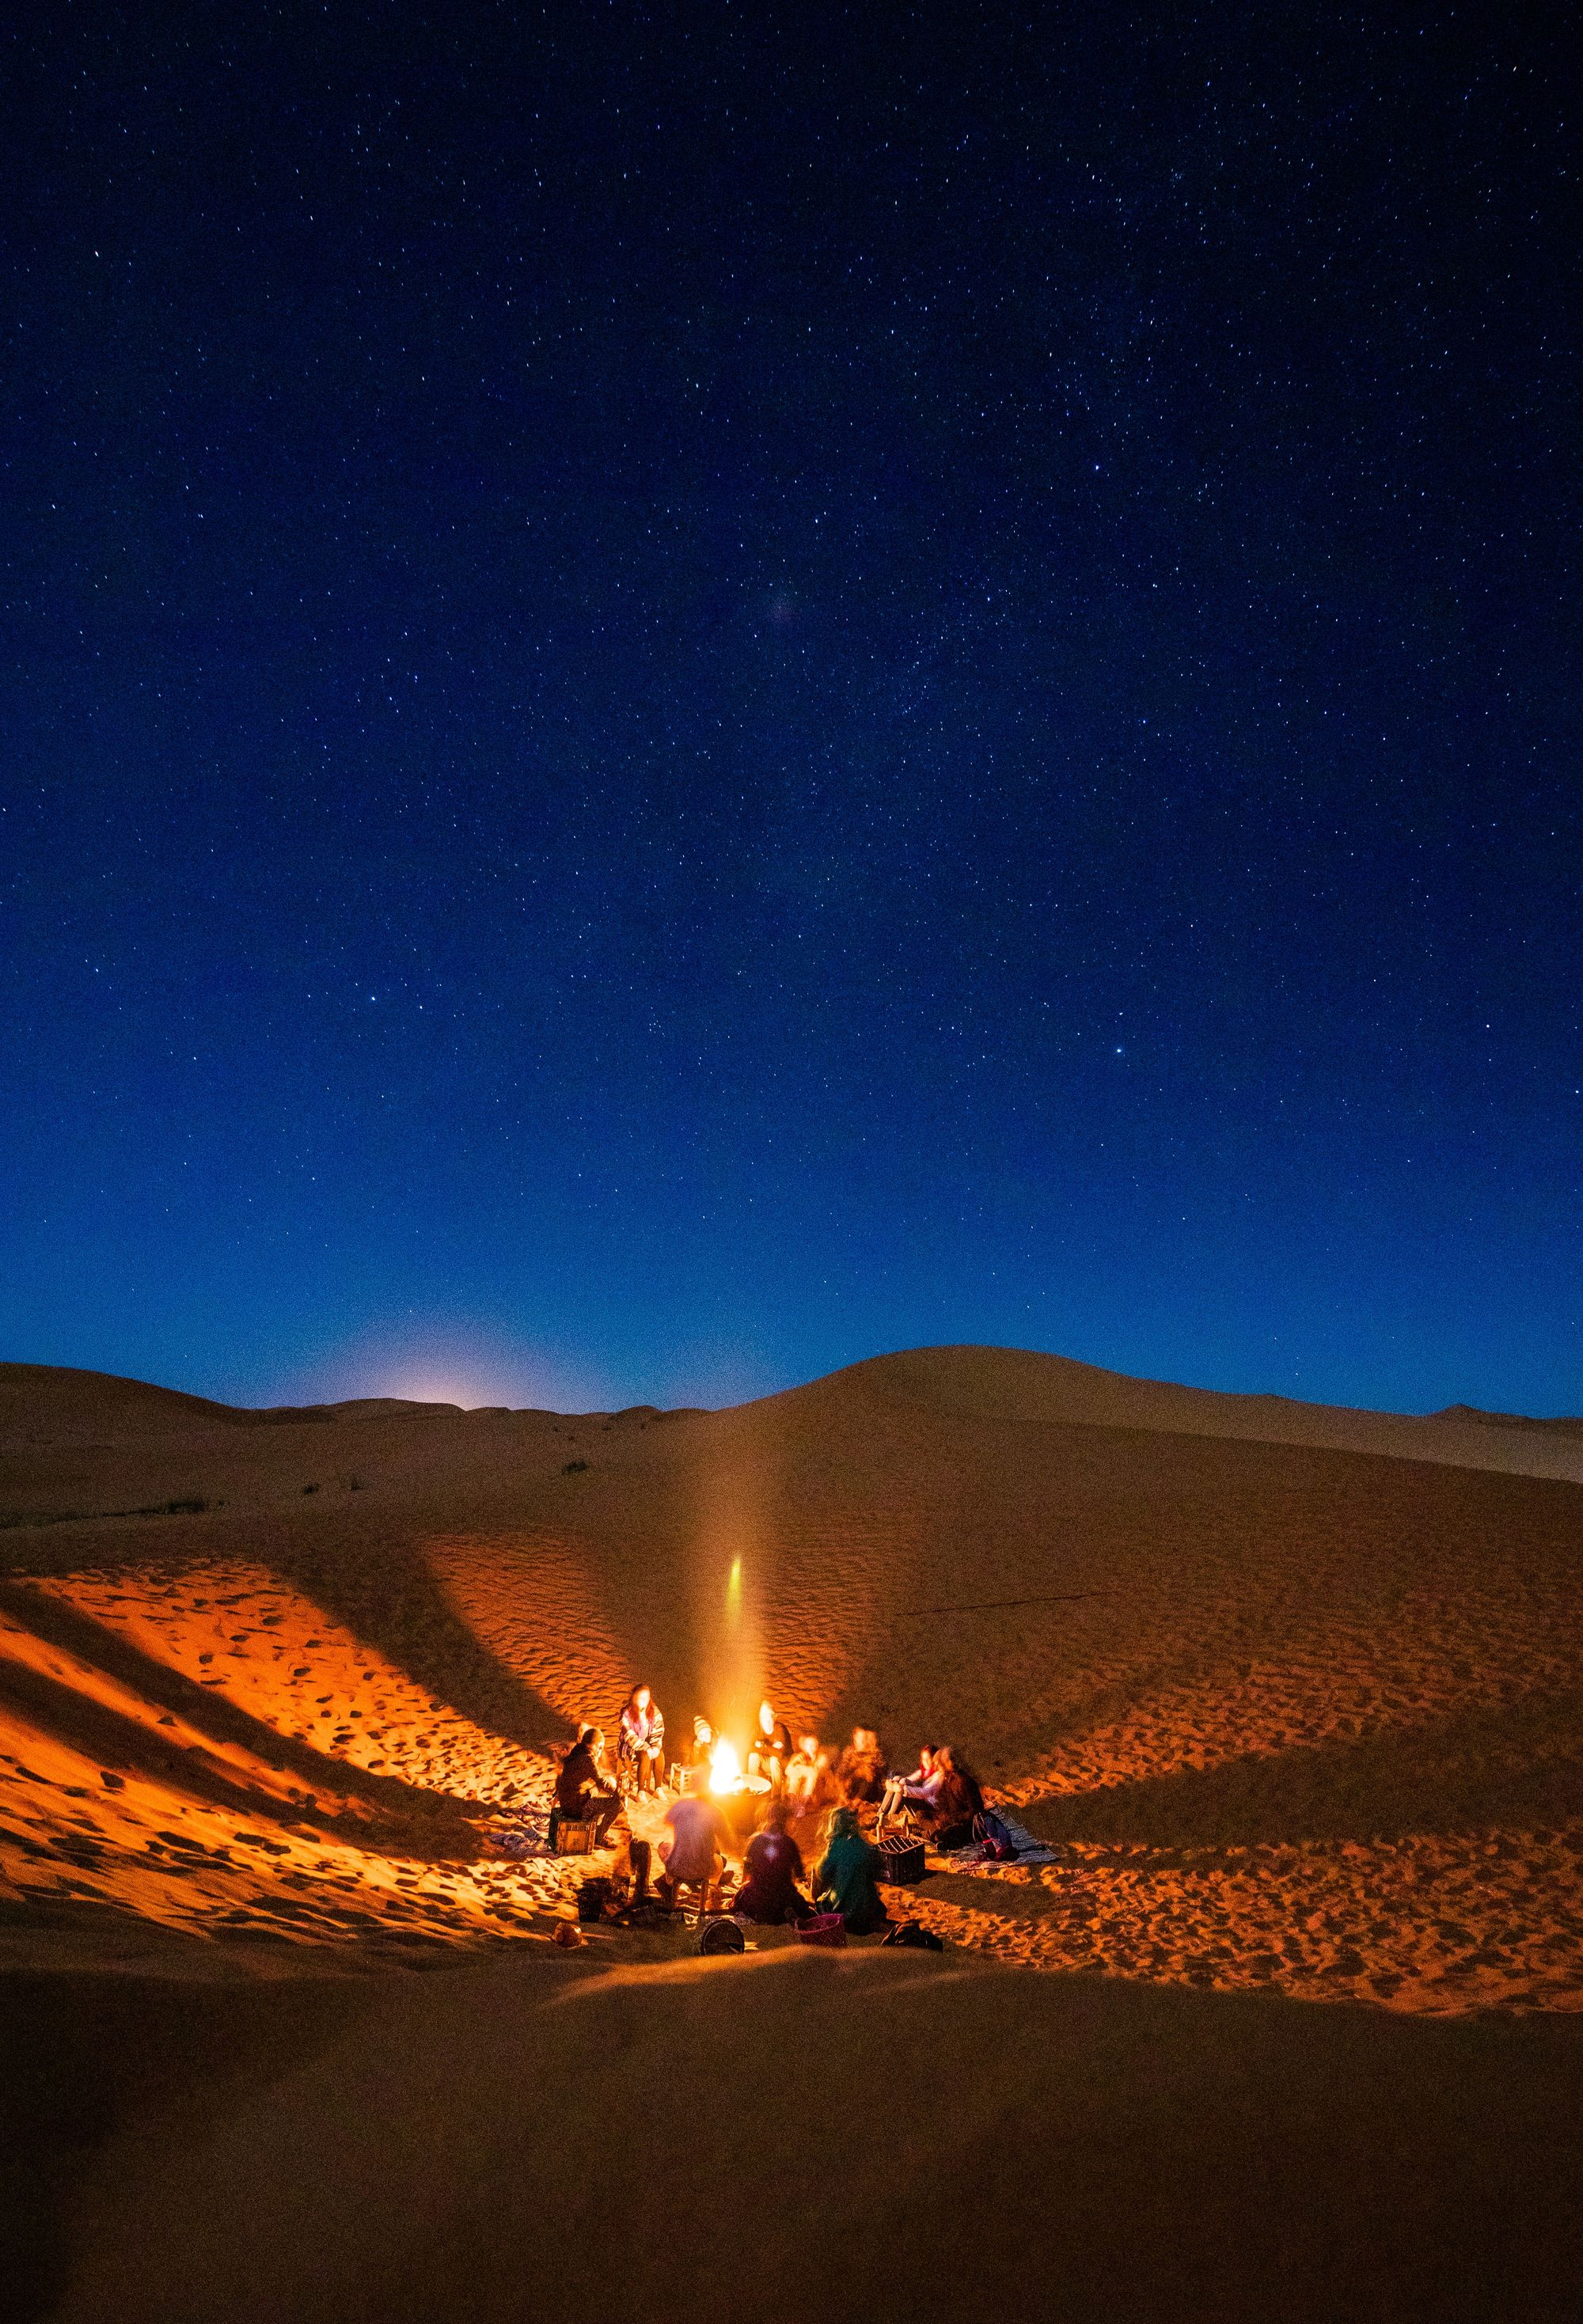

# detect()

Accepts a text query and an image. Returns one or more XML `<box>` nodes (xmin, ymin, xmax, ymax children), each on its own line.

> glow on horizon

<box><xmin>287</xmin><ymin>1328</ymin><xmax>613</xmax><ymax>1416</ymax></box>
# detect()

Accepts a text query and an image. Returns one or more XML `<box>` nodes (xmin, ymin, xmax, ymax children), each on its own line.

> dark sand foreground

<box><xmin>3</xmin><ymin>1349</ymin><xmax>1581</xmax><ymax>2317</ymax></box>
<box><xmin>11</xmin><ymin>1947</ymin><xmax>1582</xmax><ymax>2324</ymax></box>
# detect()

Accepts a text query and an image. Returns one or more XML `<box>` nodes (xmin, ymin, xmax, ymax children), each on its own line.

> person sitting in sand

<box><xmin>879</xmin><ymin>1744</ymin><xmax>941</xmax><ymax>1833</ymax></box>
<box><xmin>658</xmin><ymin>1788</ymin><xmax>735</xmax><ymax>1904</ymax></box>
<box><xmin>837</xmin><ymin>1726</ymin><xmax>887</xmax><ymax>1806</ymax></box>
<box><xmin>733</xmin><ymin>1801</ymin><xmax>811</xmax><ymax>1925</ymax></box>
<box><xmin>617</xmin><ymin>1683</ymin><xmax>666</xmax><ymax>1796</ymax></box>
<box><xmin>918</xmin><ymin>1745</ymin><xmax>984</xmax><ymax>1851</ymax></box>
<box><xmin>746</xmin><ymin>1698</ymin><xmax>794</xmax><ymax>1790</ymax></box>
<box><xmin>812</xmin><ymin>1805</ymin><xmax>889</xmax><ymax>1935</ymax></box>
<box><xmin>553</xmin><ymin>1724</ymin><xmax>622</xmax><ymax>1848</ymax></box>
<box><xmin>785</xmin><ymin>1732</ymin><xmax>836</xmax><ymax>1810</ymax></box>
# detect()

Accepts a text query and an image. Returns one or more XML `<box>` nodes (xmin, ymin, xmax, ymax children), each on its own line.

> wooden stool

<box><xmin>665</xmin><ymin>1871</ymin><xmax>719</xmax><ymax>1925</ymax></box>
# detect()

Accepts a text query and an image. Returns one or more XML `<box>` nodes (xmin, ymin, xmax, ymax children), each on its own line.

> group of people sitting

<box><xmin>550</xmin><ymin>1686</ymin><xmax>990</xmax><ymax>1936</ymax></box>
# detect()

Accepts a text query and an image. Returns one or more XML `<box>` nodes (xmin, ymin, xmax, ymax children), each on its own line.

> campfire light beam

<box><xmin>716</xmin><ymin>1552</ymin><xmax>759</xmax><ymax>1750</ymax></box>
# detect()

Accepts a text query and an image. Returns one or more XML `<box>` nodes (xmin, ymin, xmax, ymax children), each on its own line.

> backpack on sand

<box><xmin>971</xmin><ymin>1810</ymin><xmax>1019</xmax><ymax>1862</ymax></box>
<box><xmin>882</xmin><ymin>1919</ymin><xmax>945</xmax><ymax>1953</ymax></box>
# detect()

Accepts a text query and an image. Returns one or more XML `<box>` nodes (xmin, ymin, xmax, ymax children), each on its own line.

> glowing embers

<box><xmin>708</xmin><ymin>1735</ymin><xmax>743</xmax><ymax>1795</ymax></box>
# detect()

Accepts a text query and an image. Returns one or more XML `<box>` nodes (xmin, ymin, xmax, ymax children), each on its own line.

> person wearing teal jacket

<box><xmin>812</xmin><ymin>1805</ymin><xmax>889</xmax><ymax>1935</ymax></box>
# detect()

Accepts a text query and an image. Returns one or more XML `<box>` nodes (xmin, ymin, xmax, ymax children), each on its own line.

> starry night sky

<box><xmin>2</xmin><ymin>5</ymin><xmax>1578</xmax><ymax>1416</ymax></box>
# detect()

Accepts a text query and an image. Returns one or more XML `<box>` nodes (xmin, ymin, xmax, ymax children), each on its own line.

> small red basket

<box><xmin>796</xmin><ymin>1912</ymin><xmax>848</xmax><ymax>1948</ymax></box>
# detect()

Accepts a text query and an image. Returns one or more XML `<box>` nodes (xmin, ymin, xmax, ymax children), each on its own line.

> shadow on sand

<box><xmin>0</xmin><ymin>1583</ymin><xmax>495</xmax><ymax>1860</ymax></box>
<box><xmin>1019</xmin><ymin>1686</ymin><xmax>1583</xmax><ymax>1849</ymax></box>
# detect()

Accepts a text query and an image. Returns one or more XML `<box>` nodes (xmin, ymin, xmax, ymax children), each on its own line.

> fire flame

<box><xmin>708</xmin><ymin>1735</ymin><xmax>742</xmax><ymax>1795</ymax></box>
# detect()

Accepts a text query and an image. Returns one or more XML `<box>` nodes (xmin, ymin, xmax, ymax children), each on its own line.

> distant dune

<box><xmin>3</xmin><ymin>1347</ymin><xmax>1581</xmax><ymax>2319</ymax></box>
<box><xmin>814</xmin><ymin>1344</ymin><xmax>1583</xmax><ymax>1480</ymax></box>
<box><xmin>6</xmin><ymin>1342</ymin><xmax>1581</xmax><ymax>1474</ymax></box>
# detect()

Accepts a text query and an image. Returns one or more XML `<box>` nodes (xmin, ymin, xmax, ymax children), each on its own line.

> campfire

<box><xmin>708</xmin><ymin>1735</ymin><xmax>770</xmax><ymax>1825</ymax></box>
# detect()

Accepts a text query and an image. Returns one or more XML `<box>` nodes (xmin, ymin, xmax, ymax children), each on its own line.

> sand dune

<box><xmin>32</xmin><ymin>1948</ymin><xmax>1583</xmax><ymax>2324</ymax></box>
<box><xmin>2</xmin><ymin>1347</ymin><xmax>1581</xmax><ymax>2315</ymax></box>
<box><xmin>829</xmin><ymin>1344</ymin><xmax>1583</xmax><ymax>1482</ymax></box>
<box><xmin>2</xmin><ymin>1346</ymin><xmax>1581</xmax><ymax>2003</ymax></box>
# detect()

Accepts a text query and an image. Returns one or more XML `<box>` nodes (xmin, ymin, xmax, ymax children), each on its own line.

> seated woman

<box><xmin>918</xmin><ymin>1745</ymin><xmax>984</xmax><ymax>1851</ymax></box>
<box><xmin>746</xmin><ymin>1698</ymin><xmax>794</xmax><ymax>1790</ymax></box>
<box><xmin>617</xmin><ymin>1683</ymin><xmax>666</xmax><ymax>1795</ymax></box>
<box><xmin>812</xmin><ymin>1806</ymin><xmax>889</xmax><ymax>1935</ymax></box>
<box><xmin>879</xmin><ymin>1743</ymin><xmax>941</xmax><ymax>1832</ymax></box>
<box><xmin>785</xmin><ymin>1733</ymin><xmax>835</xmax><ymax>1810</ymax></box>
<box><xmin>837</xmin><ymin>1726</ymin><xmax>887</xmax><ymax>1806</ymax></box>
<box><xmin>552</xmin><ymin>1724</ymin><xmax>622</xmax><ymax>1848</ymax></box>
<box><xmin>733</xmin><ymin>1803</ymin><xmax>810</xmax><ymax>1924</ymax></box>
<box><xmin>658</xmin><ymin>1790</ymin><xmax>735</xmax><ymax>1903</ymax></box>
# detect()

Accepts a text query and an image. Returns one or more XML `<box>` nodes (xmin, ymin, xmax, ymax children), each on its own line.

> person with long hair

<box><xmin>734</xmin><ymin>1800</ymin><xmax>811</xmax><ymax>1924</ymax></box>
<box><xmin>811</xmin><ymin>1803</ymin><xmax>889</xmax><ymax>1935</ymax></box>
<box><xmin>617</xmin><ymin>1682</ymin><xmax>666</xmax><ymax>1795</ymax></box>
<box><xmin>878</xmin><ymin>1742</ymin><xmax>941</xmax><ymax>1833</ymax></box>
<box><xmin>921</xmin><ymin>1745</ymin><xmax>984</xmax><ymax>1851</ymax></box>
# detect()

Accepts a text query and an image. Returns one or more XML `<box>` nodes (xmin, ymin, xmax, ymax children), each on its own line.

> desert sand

<box><xmin>3</xmin><ymin>1346</ymin><xmax>1581</xmax><ymax>2319</ymax></box>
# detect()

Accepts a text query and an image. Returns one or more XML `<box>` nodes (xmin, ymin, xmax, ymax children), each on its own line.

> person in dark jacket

<box><xmin>921</xmin><ymin>1746</ymin><xmax>984</xmax><ymax>1851</ymax></box>
<box><xmin>552</xmin><ymin>1725</ymin><xmax>621</xmax><ymax>1847</ymax></box>
<box><xmin>734</xmin><ymin>1803</ymin><xmax>810</xmax><ymax>1924</ymax></box>
<box><xmin>836</xmin><ymin>1727</ymin><xmax>886</xmax><ymax>1806</ymax></box>
<box><xmin>812</xmin><ymin>1805</ymin><xmax>889</xmax><ymax>1935</ymax></box>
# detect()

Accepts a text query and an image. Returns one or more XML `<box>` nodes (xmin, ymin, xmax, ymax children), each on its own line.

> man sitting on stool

<box><xmin>552</xmin><ymin>1724</ymin><xmax>622</xmax><ymax>1848</ymax></box>
<box><xmin>658</xmin><ymin>1788</ymin><xmax>735</xmax><ymax>1906</ymax></box>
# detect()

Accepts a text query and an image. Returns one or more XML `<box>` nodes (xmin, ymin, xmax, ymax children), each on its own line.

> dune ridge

<box><xmin>5</xmin><ymin>1344</ymin><xmax>1581</xmax><ymax>1471</ymax></box>
<box><xmin>0</xmin><ymin>1344</ymin><xmax>1579</xmax><ymax>2015</ymax></box>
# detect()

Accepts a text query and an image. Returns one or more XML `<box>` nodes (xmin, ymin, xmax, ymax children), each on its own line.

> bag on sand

<box><xmin>971</xmin><ymin>1810</ymin><xmax>1019</xmax><ymax>1862</ymax></box>
<box><xmin>882</xmin><ymin>1919</ymin><xmax>944</xmax><ymax>1953</ymax></box>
